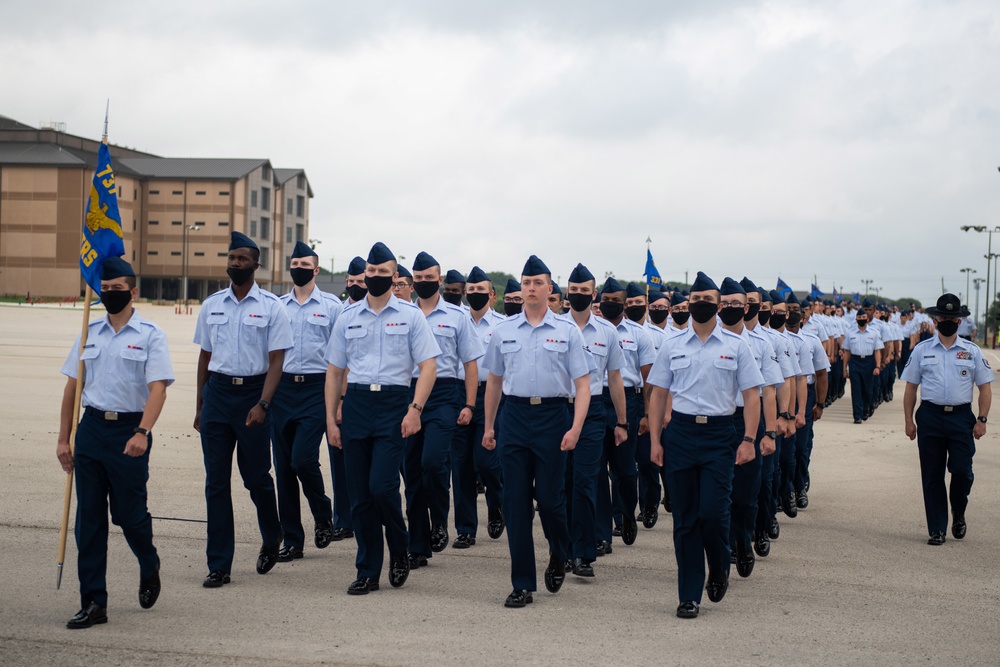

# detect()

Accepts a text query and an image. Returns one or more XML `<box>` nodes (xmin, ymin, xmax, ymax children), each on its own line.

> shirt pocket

<box><xmin>120</xmin><ymin>346</ymin><xmax>148</xmax><ymax>384</ymax></box>
<box><xmin>384</xmin><ymin>324</ymin><xmax>409</xmax><ymax>355</ymax></box>
<box><xmin>588</xmin><ymin>343</ymin><xmax>608</xmax><ymax>371</ymax></box>
<box><xmin>433</xmin><ymin>325</ymin><xmax>456</xmax><ymax>354</ymax></box>
<box><xmin>206</xmin><ymin>314</ymin><xmax>229</xmax><ymax>349</ymax></box>
<box><xmin>305</xmin><ymin>315</ymin><xmax>332</xmax><ymax>343</ymax></box>
<box><xmin>954</xmin><ymin>359</ymin><xmax>975</xmax><ymax>388</ymax></box>
<box><xmin>499</xmin><ymin>340</ymin><xmax>521</xmax><ymax>373</ymax></box>
<box><xmin>621</xmin><ymin>339</ymin><xmax>638</xmax><ymax>354</ymax></box>
<box><xmin>345</xmin><ymin>326</ymin><xmax>369</xmax><ymax>359</ymax></box>
<box><xmin>80</xmin><ymin>345</ymin><xmax>100</xmax><ymax>380</ymax></box>
<box><xmin>713</xmin><ymin>357</ymin><xmax>739</xmax><ymax>390</ymax></box>
<box><xmin>542</xmin><ymin>339</ymin><xmax>568</xmax><ymax>373</ymax></box>
<box><xmin>242</xmin><ymin>315</ymin><xmax>269</xmax><ymax>346</ymax></box>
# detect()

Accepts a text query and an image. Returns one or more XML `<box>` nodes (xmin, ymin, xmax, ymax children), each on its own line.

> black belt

<box><xmin>506</xmin><ymin>396</ymin><xmax>571</xmax><ymax>406</ymax></box>
<box><xmin>85</xmin><ymin>406</ymin><xmax>143</xmax><ymax>422</ymax></box>
<box><xmin>921</xmin><ymin>401</ymin><xmax>971</xmax><ymax>414</ymax></box>
<box><xmin>602</xmin><ymin>386</ymin><xmax>642</xmax><ymax>396</ymax></box>
<box><xmin>211</xmin><ymin>372</ymin><xmax>266</xmax><ymax>386</ymax></box>
<box><xmin>281</xmin><ymin>372</ymin><xmax>325</xmax><ymax>384</ymax></box>
<box><xmin>671</xmin><ymin>411</ymin><xmax>733</xmax><ymax>425</ymax></box>
<box><xmin>734</xmin><ymin>406</ymin><xmax>744</xmax><ymax>416</ymax></box>
<box><xmin>346</xmin><ymin>383</ymin><xmax>409</xmax><ymax>393</ymax></box>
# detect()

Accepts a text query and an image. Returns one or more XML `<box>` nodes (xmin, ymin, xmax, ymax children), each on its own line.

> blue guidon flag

<box><xmin>644</xmin><ymin>249</ymin><xmax>662</xmax><ymax>290</ymax></box>
<box><xmin>80</xmin><ymin>143</ymin><xmax>125</xmax><ymax>293</ymax></box>
<box><xmin>775</xmin><ymin>278</ymin><xmax>792</xmax><ymax>299</ymax></box>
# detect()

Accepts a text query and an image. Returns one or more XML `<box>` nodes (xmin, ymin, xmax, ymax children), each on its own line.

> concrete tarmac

<box><xmin>1</xmin><ymin>303</ymin><xmax>998</xmax><ymax>666</ymax></box>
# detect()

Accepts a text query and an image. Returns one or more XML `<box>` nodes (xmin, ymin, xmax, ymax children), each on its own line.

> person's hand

<box><xmin>56</xmin><ymin>440</ymin><xmax>73</xmax><ymax>473</ymax></box>
<box><xmin>761</xmin><ymin>434</ymin><xmax>776</xmax><ymax>456</ymax></box>
<box><xmin>246</xmin><ymin>404</ymin><xmax>266</xmax><ymax>427</ymax></box>
<box><xmin>401</xmin><ymin>409</ymin><xmax>422</xmax><ymax>438</ymax></box>
<box><xmin>735</xmin><ymin>440</ymin><xmax>756</xmax><ymax>465</ymax></box>
<box><xmin>614</xmin><ymin>425</ymin><xmax>627</xmax><ymax>446</ymax></box>
<box><xmin>812</xmin><ymin>404</ymin><xmax>824</xmax><ymax>421</ymax></box>
<box><xmin>637</xmin><ymin>415</ymin><xmax>649</xmax><ymax>436</ymax></box>
<box><xmin>327</xmin><ymin>417</ymin><xmax>342</xmax><ymax>449</ymax></box>
<box><xmin>650</xmin><ymin>441</ymin><xmax>664</xmax><ymax>466</ymax></box>
<box><xmin>336</xmin><ymin>402</ymin><xmax>343</xmax><ymax>425</ymax></box>
<box><xmin>457</xmin><ymin>407</ymin><xmax>472</xmax><ymax>426</ymax></box>
<box><xmin>795</xmin><ymin>412</ymin><xmax>806</xmax><ymax>428</ymax></box>
<box><xmin>873</xmin><ymin>367</ymin><xmax>881</xmax><ymax>376</ymax></box>
<box><xmin>482</xmin><ymin>428</ymin><xmax>496</xmax><ymax>451</ymax></box>
<box><xmin>193</xmin><ymin>410</ymin><xmax>201</xmax><ymax>432</ymax></box>
<box><xmin>123</xmin><ymin>433</ymin><xmax>149</xmax><ymax>457</ymax></box>
<box><xmin>904</xmin><ymin>421</ymin><xmax>916</xmax><ymax>441</ymax></box>
<box><xmin>560</xmin><ymin>429</ymin><xmax>579</xmax><ymax>452</ymax></box>
<box><xmin>973</xmin><ymin>421</ymin><xmax>986</xmax><ymax>440</ymax></box>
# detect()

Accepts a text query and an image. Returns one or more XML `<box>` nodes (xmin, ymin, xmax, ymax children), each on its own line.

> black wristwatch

<box><xmin>409</xmin><ymin>402</ymin><xmax>423</xmax><ymax>413</ymax></box>
<box><xmin>978</xmin><ymin>415</ymin><xmax>988</xmax><ymax>423</ymax></box>
<box><xmin>779</xmin><ymin>411</ymin><xmax>794</xmax><ymax>420</ymax></box>
<box><xmin>742</xmin><ymin>435</ymin><xmax>755</xmax><ymax>444</ymax></box>
<box><xmin>764</xmin><ymin>430</ymin><xmax>778</xmax><ymax>439</ymax></box>
<box><xmin>258</xmin><ymin>399</ymin><xmax>270</xmax><ymax>411</ymax></box>
<box><xmin>616</xmin><ymin>422</ymin><xmax>629</xmax><ymax>430</ymax></box>
<box><xmin>133</xmin><ymin>426</ymin><xmax>150</xmax><ymax>436</ymax></box>
<box><xmin>464</xmin><ymin>404</ymin><xmax>476</xmax><ymax>412</ymax></box>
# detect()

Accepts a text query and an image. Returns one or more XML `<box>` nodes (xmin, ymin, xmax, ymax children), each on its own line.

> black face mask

<box><xmin>599</xmin><ymin>301</ymin><xmax>624</xmax><ymax>321</ymax></box>
<box><xmin>442</xmin><ymin>292</ymin><xmax>463</xmax><ymax>306</ymax></box>
<box><xmin>671</xmin><ymin>311</ymin><xmax>690</xmax><ymax>326</ymax></box>
<box><xmin>567</xmin><ymin>292</ymin><xmax>593</xmax><ymax>313</ymax></box>
<box><xmin>936</xmin><ymin>320</ymin><xmax>960</xmax><ymax>337</ymax></box>
<box><xmin>719</xmin><ymin>306</ymin><xmax>745</xmax><ymax>326</ymax></box>
<box><xmin>688</xmin><ymin>301</ymin><xmax>719</xmax><ymax>324</ymax></box>
<box><xmin>743</xmin><ymin>303</ymin><xmax>761</xmax><ymax>322</ymax></box>
<box><xmin>100</xmin><ymin>289</ymin><xmax>132</xmax><ymax>315</ymax></box>
<box><xmin>769</xmin><ymin>313</ymin><xmax>786</xmax><ymax>329</ymax></box>
<box><xmin>227</xmin><ymin>266</ymin><xmax>256</xmax><ymax>287</ymax></box>
<box><xmin>289</xmin><ymin>267</ymin><xmax>315</xmax><ymax>287</ymax></box>
<box><xmin>856</xmin><ymin>318</ymin><xmax>868</xmax><ymax>328</ymax></box>
<box><xmin>757</xmin><ymin>309</ymin><xmax>771</xmax><ymax>326</ymax></box>
<box><xmin>624</xmin><ymin>305</ymin><xmax>646</xmax><ymax>322</ymax></box>
<box><xmin>467</xmin><ymin>292</ymin><xmax>491</xmax><ymax>311</ymax></box>
<box><xmin>649</xmin><ymin>309</ymin><xmax>670</xmax><ymax>325</ymax></box>
<box><xmin>413</xmin><ymin>281</ymin><xmax>440</xmax><ymax>300</ymax></box>
<box><xmin>347</xmin><ymin>284</ymin><xmax>368</xmax><ymax>302</ymax></box>
<box><xmin>786</xmin><ymin>311</ymin><xmax>803</xmax><ymax>327</ymax></box>
<box><xmin>365</xmin><ymin>274</ymin><xmax>393</xmax><ymax>297</ymax></box>
<box><xmin>503</xmin><ymin>302</ymin><xmax>522</xmax><ymax>316</ymax></box>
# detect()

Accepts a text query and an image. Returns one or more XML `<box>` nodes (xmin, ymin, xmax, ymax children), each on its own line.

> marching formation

<box><xmin>56</xmin><ymin>233</ymin><xmax>993</xmax><ymax>627</ymax></box>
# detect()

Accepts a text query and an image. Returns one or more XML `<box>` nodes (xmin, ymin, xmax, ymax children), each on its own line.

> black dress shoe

<box><xmin>430</xmin><ymin>525</ymin><xmax>449</xmax><ymax>553</ymax></box>
<box><xmin>641</xmin><ymin>508</ymin><xmax>658</xmax><ymax>529</ymax></box>
<box><xmin>504</xmin><ymin>589</ymin><xmax>533</xmax><ymax>608</ymax></box>
<box><xmin>315</xmin><ymin>519</ymin><xmax>335</xmax><ymax>549</ymax></box>
<box><xmin>854</xmin><ymin>419</ymin><xmax>862</xmax><ymax>424</ymax></box>
<box><xmin>544</xmin><ymin>554</ymin><xmax>566</xmax><ymax>593</ymax></box>
<box><xmin>138</xmin><ymin>564</ymin><xmax>161</xmax><ymax>609</ymax></box>
<box><xmin>202</xmin><ymin>570</ymin><xmax>231</xmax><ymax>588</ymax></box>
<box><xmin>347</xmin><ymin>577</ymin><xmax>380</xmax><ymax>595</ymax></box>
<box><xmin>476</xmin><ymin>481</ymin><xmax>486</xmax><ymax>495</ymax></box>
<box><xmin>487</xmin><ymin>508</ymin><xmax>505</xmax><ymax>539</ymax></box>
<box><xmin>730</xmin><ymin>550</ymin><xmax>738</xmax><ymax>565</ymax></box>
<box><xmin>452</xmin><ymin>533</ymin><xmax>476</xmax><ymax>549</ymax></box>
<box><xmin>621</xmin><ymin>514</ymin><xmax>638</xmax><ymax>545</ymax></box>
<box><xmin>736</xmin><ymin>543</ymin><xmax>755</xmax><ymax>578</ymax></box>
<box><xmin>952</xmin><ymin>514</ymin><xmax>967</xmax><ymax>540</ymax></box>
<box><xmin>612</xmin><ymin>525</ymin><xmax>622</xmax><ymax>537</ymax></box>
<box><xmin>67</xmin><ymin>602</ymin><xmax>107</xmax><ymax>629</ymax></box>
<box><xmin>796</xmin><ymin>490</ymin><xmax>809</xmax><ymax>509</ymax></box>
<box><xmin>571</xmin><ymin>558</ymin><xmax>595</xmax><ymax>577</ymax></box>
<box><xmin>407</xmin><ymin>553</ymin><xmax>428</xmax><ymax>569</ymax></box>
<box><xmin>331</xmin><ymin>527</ymin><xmax>354</xmax><ymax>541</ymax></box>
<box><xmin>277</xmin><ymin>545</ymin><xmax>304</xmax><ymax>562</ymax></box>
<box><xmin>706</xmin><ymin>569</ymin><xmax>729</xmax><ymax>603</ymax></box>
<box><xmin>753</xmin><ymin>531</ymin><xmax>770</xmax><ymax>558</ymax></box>
<box><xmin>257</xmin><ymin>542</ymin><xmax>281</xmax><ymax>575</ymax></box>
<box><xmin>389</xmin><ymin>553</ymin><xmax>410</xmax><ymax>588</ymax></box>
<box><xmin>781</xmin><ymin>495</ymin><xmax>798</xmax><ymax>518</ymax></box>
<box><xmin>768</xmin><ymin>517</ymin><xmax>780</xmax><ymax>540</ymax></box>
<box><xmin>927</xmin><ymin>531</ymin><xmax>946</xmax><ymax>546</ymax></box>
<box><xmin>676</xmin><ymin>601</ymin><xmax>699</xmax><ymax>619</ymax></box>
<box><xmin>596</xmin><ymin>540</ymin><xmax>613</xmax><ymax>557</ymax></box>
<box><xmin>662</xmin><ymin>497</ymin><xmax>672</xmax><ymax>513</ymax></box>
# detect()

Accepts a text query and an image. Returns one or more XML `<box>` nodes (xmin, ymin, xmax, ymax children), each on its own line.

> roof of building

<box><xmin>118</xmin><ymin>157</ymin><xmax>270</xmax><ymax>180</ymax></box>
<box><xmin>0</xmin><ymin>115</ymin><xmax>36</xmax><ymax>131</ymax></box>
<box><xmin>274</xmin><ymin>168</ymin><xmax>314</xmax><ymax>197</ymax></box>
<box><xmin>0</xmin><ymin>142</ymin><xmax>87</xmax><ymax>165</ymax></box>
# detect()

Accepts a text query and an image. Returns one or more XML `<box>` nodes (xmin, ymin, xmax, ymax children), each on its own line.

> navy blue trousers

<box><xmin>499</xmin><ymin>400</ymin><xmax>571</xmax><ymax>591</ymax></box>
<box><xmin>271</xmin><ymin>375</ymin><xmax>333</xmax><ymax>549</ymax></box>
<box><xmin>794</xmin><ymin>384</ymin><xmax>817</xmax><ymax>493</ymax></box>
<box><xmin>404</xmin><ymin>379</ymin><xmax>460</xmax><ymax>556</ymax></box>
<box><xmin>756</xmin><ymin>433</ymin><xmax>781</xmax><ymax>534</ymax></box>
<box><xmin>199</xmin><ymin>375</ymin><xmax>281</xmax><ymax>573</ymax></box>
<box><xmin>664</xmin><ymin>414</ymin><xmax>738</xmax><ymax>603</ymax></box>
<box><xmin>341</xmin><ymin>387</ymin><xmax>410</xmax><ymax>580</ymax></box>
<box><xmin>327</xmin><ymin>445</ymin><xmax>353</xmax><ymax>531</ymax></box>
<box><xmin>637</xmin><ymin>425</ymin><xmax>667</xmax><ymax>514</ymax></box>
<box><xmin>452</xmin><ymin>385</ymin><xmax>503</xmax><ymax>536</ymax></box>
<box><xmin>915</xmin><ymin>403</ymin><xmax>976</xmax><ymax>535</ymax></box>
<box><xmin>849</xmin><ymin>355</ymin><xmax>876</xmax><ymax>421</ymax></box>
<box><xmin>596</xmin><ymin>390</ymin><xmax>641</xmax><ymax>542</ymax></box>
<box><xmin>730</xmin><ymin>408</ymin><xmax>764</xmax><ymax>553</ymax></box>
<box><xmin>74</xmin><ymin>412</ymin><xmax>158</xmax><ymax>608</ymax></box>
<box><xmin>565</xmin><ymin>400</ymin><xmax>605</xmax><ymax>562</ymax></box>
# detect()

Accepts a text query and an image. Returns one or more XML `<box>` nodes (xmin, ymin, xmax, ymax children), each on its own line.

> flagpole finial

<box><xmin>102</xmin><ymin>99</ymin><xmax>109</xmax><ymax>144</ymax></box>
<box><xmin>645</xmin><ymin>236</ymin><xmax>652</xmax><ymax>245</ymax></box>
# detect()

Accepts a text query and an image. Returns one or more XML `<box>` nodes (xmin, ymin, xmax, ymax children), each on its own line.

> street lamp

<box><xmin>861</xmin><ymin>278</ymin><xmax>874</xmax><ymax>299</ymax></box>
<box><xmin>973</xmin><ymin>277</ymin><xmax>985</xmax><ymax>341</ymax></box>
<box><xmin>959</xmin><ymin>267</ymin><xmax>975</xmax><ymax>305</ymax></box>
<box><xmin>182</xmin><ymin>223</ymin><xmax>201</xmax><ymax>307</ymax></box>
<box><xmin>961</xmin><ymin>225</ymin><xmax>1000</xmax><ymax>341</ymax></box>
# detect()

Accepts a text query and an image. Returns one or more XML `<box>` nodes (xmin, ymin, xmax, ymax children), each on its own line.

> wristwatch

<box><xmin>779</xmin><ymin>411</ymin><xmax>794</xmax><ymax>420</ymax></box>
<box><xmin>742</xmin><ymin>435</ymin><xmax>755</xmax><ymax>444</ymax></box>
<box><xmin>409</xmin><ymin>402</ymin><xmax>424</xmax><ymax>413</ymax></box>
<box><xmin>764</xmin><ymin>430</ymin><xmax>778</xmax><ymax>439</ymax></box>
<box><xmin>133</xmin><ymin>426</ymin><xmax>150</xmax><ymax>436</ymax></box>
<box><xmin>978</xmin><ymin>415</ymin><xmax>988</xmax><ymax>423</ymax></box>
<box><xmin>257</xmin><ymin>399</ymin><xmax>270</xmax><ymax>411</ymax></box>
<box><xmin>464</xmin><ymin>404</ymin><xmax>476</xmax><ymax>412</ymax></box>
<box><xmin>616</xmin><ymin>422</ymin><xmax>629</xmax><ymax>430</ymax></box>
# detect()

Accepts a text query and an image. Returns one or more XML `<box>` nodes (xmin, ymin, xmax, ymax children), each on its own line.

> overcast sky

<box><xmin>3</xmin><ymin>0</ymin><xmax>999</xmax><ymax>307</ymax></box>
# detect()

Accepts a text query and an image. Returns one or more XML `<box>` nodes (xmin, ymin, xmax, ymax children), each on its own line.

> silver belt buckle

<box><xmin>104</xmin><ymin>411</ymin><xmax>118</xmax><ymax>421</ymax></box>
<box><xmin>294</xmin><ymin>375</ymin><xmax>305</xmax><ymax>383</ymax></box>
<box><xmin>944</xmin><ymin>405</ymin><xmax>954</xmax><ymax>413</ymax></box>
<box><xmin>568</xmin><ymin>397</ymin><xmax>575</xmax><ymax>404</ymax></box>
<box><xmin>695</xmin><ymin>415</ymin><xmax>708</xmax><ymax>424</ymax></box>
<box><xmin>370</xmin><ymin>384</ymin><xmax>381</xmax><ymax>392</ymax></box>
<box><xmin>530</xmin><ymin>397</ymin><xmax>542</xmax><ymax>405</ymax></box>
<box><xmin>233</xmin><ymin>377</ymin><xmax>244</xmax><ymax>386</ymax></box>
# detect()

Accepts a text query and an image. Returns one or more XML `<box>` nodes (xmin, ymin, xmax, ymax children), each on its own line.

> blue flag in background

<box><xmin>810</xmin><ymin>283</ymin><xmax>824</xmax><ymax>299</ymax></box>
<box><xmin>80</xmin><ymin>143</ymin><xmax>124</xmax><ymax>293</ymax></box>
<box><xmin>776</xmin><ymin>278</ymin><xmax>792</xmax><ymax>299</ymax></box>
<box><xmin>852</xmin><ymin>292</ymin><xmax>861</xmax><ymax>303</ymax></box>
<box><xmin>643</xmin><ymin>249</ymin><xmax>662</xmax><ymax>290</ymax></box>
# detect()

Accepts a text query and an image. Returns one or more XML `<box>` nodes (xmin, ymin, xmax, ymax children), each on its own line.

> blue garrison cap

<box><xmin>347</xmin><ymin>256</ymin><xmax>366</xmax><ymax>275</ymax></box>
<box><xmin>230</xmin><ymin>231</ymin><xmax>258</xmax><ymax>252</ymax></box>
<box><xmin>626</xmin><ymin>282</ymin><xmax>645</xmax><ymax>298</ymax></box>
<box><xmin>505</xmin><ymin>278</ymin><xmax>521</xmax><ymax>294</ymax></box>
<box><xmin>648</xmin><ymin>290</ymin><xmax>667</xmax><ymax>303</ymax></box>
<box><xmin>101</xmin><ymin>256</ymin><xmax>134</xmax><ymax>280</ymax></box>
<box><xmin>670</xmin><ymin>292</ymin><xmax>688</xmax><ymax>306</ymax></box>
<box><xmin>739</xmin><ymin>277</ymin><xmax>759</xmax><ymax>295</ymax></box>
<box><xmin>593</xmin><ymin>291</ymin><xmax>601</xmax><ymax>303</ymax></box>
<box><xmin>786</xmin><ymin>291</ymin><xmax>800</xmax><ymax>305</ymax></box>
<box><xmin>761</xmin><ymin>289</ymin><xmax>773</xmax><ymax>303</ymax></box>
<box><xmin>601</xmin><ymin>277</ymin><xmax>625</xmax><ymax>294</ymax></box>
<box><xmin>681</xmin><ymin>289</ymin><xmax>689</xmax><ymax>296</ymax></box>
<box><xmin>412</xmin><ymin>251</ymin><xmax>438</xmax><ymax>271</ymax></box>
<box><xmin>690</xmin><ymin>271</ymin><xmax>718</xmax><ymax>292</ymax></box>
<box><xmin>720</xmin><ymin>277</ymin><xmax>745</xmax><ymax>296</ymax></box>
<box><xmin>768</xmin><ymin>290</ymin><xmax>781</xmax><ymax>303</ymax></box>
<box><xmin>444</xmin><ymin>269</ymin><xmax>466</xmax><ymax>285</ymax></box>
<box><xmin>568</xmin><ymin>263</ymin><xmax>595</xmax><ymax>284</ymax></box>
<box><xmin>551</xmin><ymin>282</ymin><xmax>562</xmax><ymax>296</ymax></box>
<box><xmin>291</xmin><ymin>241</ymin><xmax>317</xmax><ymax>259</ymax></box>
<box><xmin>521</xmin><ymin>255</ymin><xmax>550</xmax><ymax>276</ymax></box>
<box><xmin>367</xmin><ymin>242</ymin><xmax>395</xmax><ymax>265</ymax></box>
<box><xmin>802</xmin><ymin>296</ymin><xmax>813</xmax><ymax>306</ymax></box>
<box><xmin>862</xmin><ymin>297</ymin><xmax>874</xmax><ymax>307</ymax></box>
<box><xmin>467</xmin><ymin>266</ymin><xmax>490</xmax><ymax>283</ymax></box>
<box><xmin>397</xmin><ymin>265</ymin><xmax>412</xmax><ymax>279</ymax></box>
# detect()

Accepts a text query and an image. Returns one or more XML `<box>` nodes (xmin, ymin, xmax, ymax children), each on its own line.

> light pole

<box><xmin>973</xmin><ymin>277</ymin><xmax>985</xmax><ymax>341</ymax></box>
<box><xmin>959</xmin><ymin>267</ymin><xmax>975</xmax><ymax>305</ymax></box>
<box><xmin>182</xmin><ymin>223</ymin><xmax>201</xmax><ymax>307</ymax></box>
<box><xmin>960</xmin><ymin>225</ymin><xmax>1000</xmax><ymax>342</ymax></box>
<box><xmin>861</xmin><ymin>278</ymin><xmax>873</xmax><ymax>299</ymax></box>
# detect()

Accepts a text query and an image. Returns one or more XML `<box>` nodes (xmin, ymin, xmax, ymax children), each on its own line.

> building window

<box><xmin>287</xmin><ymin>198</ymin><xmax>293</xmax><ymax>214</ymax></box>
<box><xmin>285</xmin><ymin>255</ymin><xmax>291</xmax><ymax>269</ymax></box>
<box><xmin>260</xmin><ymin>217</ymin><xmax>270</xmax><ymax>240</ymax></box>
<box><xmin>218</xmin><ymin>221</ymin><xmax>229</xmax><ymax>227</ymax></box>
<box><xmin>261</xmin><ymin>187</ymin><xmax>270</xmax><ymax>212</ymax></box>
<box><xmin>194</xmin><ymin>252</ymin><xmax>205</xmax><ymax>257</ymax></box>
<box><xmin>194</xmin><ymin>221</ymin><xmax>205</xmax><ymax>227</ymax></box>
<box><xmin>149</xmin><ymin>190</ymin><xmax>160</xmax><ymax>195</ymax></box>
<box><xmin>118</xmin><ymin>186</ymin><xmax>122</xmax><ymax>197</ymax></box>
<box><xmin>133</xmin><ymin>220</ymin><xmax>136</xmax><ymax>231</ymax></box>
<box><xmin>286</xmin><ymin>227</ymin><xmax>292</xmax><ymax>244</ymax></box>
<box><xmin>195</xmin><ymin>190</ymin><xmax>206</xmax><ymax>195</ymax></box>
<box><xmin>171</xmin><ymin>251</ymin><xmax>181</xmax><ymax>256</ymax></box>
<box><xmin>260</xmin><ymin>247</ymin><xmax>269</xmax><ymax>269</ymax></box>
<box><xmin>249</xmin><ymin>219</ymin><xmax>257</xmax><ymax>237</ymax></box>
<box><xmin>262</xmin><ymin>165</ymin><xmax>271</xmax><ymax>180</ymax></box>
<box><xmin>297</xmin><ymin>174</ymin><xmax>305</xmax><ymax>190</ymax></box>
<box><xmin>296</xmin><ymin>224</ymin><xmax>304</xmax><ymax>243</ymax></box>
<box><xmin>296</xmin><ymin>195</ymin><xmax>304</xmax><ymax>218</ymax></box>
<box><xmin>173</xmin><ymin>190</ymin><xmax>182</xmax><ymax>195</ymax></box>
<box><xmin>171</xmin><ymin>221</ymin><xmax>182</xmax><ymax>226</ymax></box>
<box><xmin>217</xmin><ymin>252</ymin><xmax>227</xmax><ymax>257</ymax></box>
<box><xmin>251</xmin><ymin>190</ymin><xmax>257</xmax><ymax>207</ymax></box>
<box><xmin>149</xmin><ymin>220</ymin><xmax>159</xmax><ymax>225</ymax></box>
<box><xmin>148</xmin><ymin>250</ymin><xmax>159</xmax><ymax>255</ymax></box>
<box><xmin>219</xmin><ymin>190</ymin><xmax>230</xmax><ymax>196</ymax></box>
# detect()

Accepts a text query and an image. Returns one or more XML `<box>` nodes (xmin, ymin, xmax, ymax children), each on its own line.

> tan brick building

<box><xmin>0</xmin><ymin>114</ymin><xmax>313</xmax><ymax>300</ymax></box>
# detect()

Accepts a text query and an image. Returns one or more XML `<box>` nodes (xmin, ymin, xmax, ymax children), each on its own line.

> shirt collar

<box><xmin>224</xmin><ymin>282</ymin><xmax>261</xmax><ymax>304</ymax></box>
<box><xmin>288</xmin><ymin>284</ymin><xmax>322</xmax><ymax>306</ymax></box>
<box><xmin>99</xmin><ymin>309</ymin><xmax>143</xmax><ymax>335</ymax></box>
<box><xmin>361</xmin><ymin>294</ymin><xmax>401</xmax><ymax>316</ymax></box>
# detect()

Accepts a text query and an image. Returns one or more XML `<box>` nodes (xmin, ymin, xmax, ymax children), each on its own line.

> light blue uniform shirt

<box><xmin>842</xmin><ymin>326</ymin><xmax>884</xmax><ymax>357</ymax></box>
<box><xmin>608</xmin><ymin>318</ymin><xmax>657</xmax><ymax>388</ymax></box>
<box><xmin>901</xmin><ymin>336</ymin><xmax>994</xmax><ymax>404</ymax></box>
<box><xmin>280</xmin><ymin>286</ymin><xmax>342</xmax><ymax>374</ymax></box>
<box><xmin>802</xmin><ymin>318</ymin><xmax>828</xmax><ymax>342</ymax></box>
<box><xmin>325</xmin><ymin>295</ymin><xmax>441</xmax><ymax>386</ymax></box>
<box><xmin>785</xmin><ymin>330</ymin><xmax>816</xmax><ymax>378</ymax></box>
<box><xmin>759</xmin><ymin>326</ymin><xmax>800</xmax><ymax>379</ymax></box>
<box><xmin>801</xmin><ymin>331</ymin><xmax>831</xmax><ymax>384</ymax></box>
<box><xmin>647</xmin><ymin>325</ymin><xmax>765</xmax><ymax>416</ymax></box>
<box><xmin>645</xmin><ymin>321</ymin><xmax>668</xmax><ymax>351</ymax></box>
<box><xmin>413</xmin><ymin>297</ymin><xmax>484</xmax><ymax>380</ymax></box>
<box><xmin>469</xmin><ymin>309</ymin><xmax>506</xmax><ymax>382</ymax></box>
<box><xmin>483</xmin><ymin>310</ymin><xmax>591</xmax><ymax>398</ymax></box>
<box><xmin>957</xmin><ymin>318</ymin><xmax>975</xmax><ymax>337</ymax></box>
<box><xmin>62</xmin><ymin>311</ymin><xmax>175</xmax><ymax>413</ymax></box>
<box><xmin>562</xmin><ymin>312</ymin><xmax>624</xmax><ymax>397</ymax></box>
<box><xmin>194</xmin><ymin>283</ymin><xmax>292</xmax><ymax>376</ymax></box>
<box><xmin>735</xmin><ymin>327</ymin><xmax>783</xmax><ymax>407</ymax></box>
